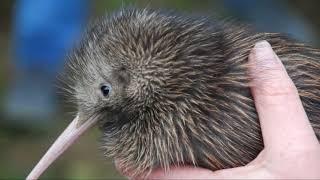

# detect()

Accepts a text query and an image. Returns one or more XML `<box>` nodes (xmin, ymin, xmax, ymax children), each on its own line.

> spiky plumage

<box><xmin>62</xmin><ymin>8</ymin><xmax>320</xmax><ymax>177</ymax></box>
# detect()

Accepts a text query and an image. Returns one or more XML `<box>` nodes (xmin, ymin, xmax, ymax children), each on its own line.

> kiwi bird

<box><xmin>27</xmin><ymin>8</ymin><xmax>320</xmax><ymax>179</ymax></box>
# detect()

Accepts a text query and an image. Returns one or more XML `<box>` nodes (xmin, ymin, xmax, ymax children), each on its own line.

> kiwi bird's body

<box><xmin>64</xmin><ymin>8</ymin><xmax>320</xmax><ymax>176</ymax></box>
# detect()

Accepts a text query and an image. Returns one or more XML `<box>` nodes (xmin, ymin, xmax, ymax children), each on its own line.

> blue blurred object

<box><xmin>5</xmin><ymin>0</ymin><xmax>89</xmax><ymax>126</ymax></box>
<box><xmin>222</xmin><ymin>0</ymin><xmax>316</xmax><ymax>44</ymax></box>
<box><xmin>13</xmin><ymin>0</ymin><xmax>89</xmax><ymax>74</ymax></box>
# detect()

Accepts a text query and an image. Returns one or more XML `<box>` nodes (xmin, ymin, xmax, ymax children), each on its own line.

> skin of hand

<box><xmin>121</xmin><ymin>41</ymin><xmax>320</xmax><ymax>179</ymax></box>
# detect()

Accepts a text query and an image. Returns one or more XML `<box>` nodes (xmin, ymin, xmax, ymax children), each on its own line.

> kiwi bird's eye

<box><xmin>100</xmin><ymin>84</ymin><xmax>111</xmax><ymax>97</ymax></box>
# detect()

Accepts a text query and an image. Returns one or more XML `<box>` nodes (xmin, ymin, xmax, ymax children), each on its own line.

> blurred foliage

<box><xmin>0</xmin><ymin>0</ymin><xmax>319</xmax><ymax>179</ymax></box>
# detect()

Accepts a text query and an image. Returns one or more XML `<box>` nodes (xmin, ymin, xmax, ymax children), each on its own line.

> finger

<box><xmin>248</xmin><ymin>41</ymin><xmax>319</xmax><ymax>152</ymax></box>
<box><xmin>146</xmin><ymin>165</ymin><xmax>273</xmax><ymax>179</ymax></box>
<box><xmin>146</xmin><ymin>166</ymin><xmax>216</xmax><ymax>179</ymax></box>
<box><xmin>116</xmin><ymin>164</ymin><xmax>216</xmax><ymax>179</ymax></box>
<box><xmin>211</xmin><ymin>164</ymin><xmax>274</xmax><ymax>179</ymax></box>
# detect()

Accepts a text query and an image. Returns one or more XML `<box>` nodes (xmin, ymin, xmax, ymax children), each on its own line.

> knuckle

<box><xmin>254</xmin><ymin>80</ymin><xmax>298</xmax><ymax>98</ymax></box>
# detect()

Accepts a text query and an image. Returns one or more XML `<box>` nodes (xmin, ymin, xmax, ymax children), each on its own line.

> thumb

<box><xmin>248</xmin><ymin>40</ymin><xmax>318</xmax><ymax>152</ymax></box>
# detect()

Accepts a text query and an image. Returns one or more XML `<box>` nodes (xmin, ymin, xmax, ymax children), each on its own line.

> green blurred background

<box><xmin>0</xmin><ymin>0</ymin><xmax>320</xmax><ymax>179</ymax></box>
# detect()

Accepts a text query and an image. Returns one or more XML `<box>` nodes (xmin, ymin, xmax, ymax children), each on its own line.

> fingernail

<box><xmin>251</xmin><ymin>40</ymin><xmax>280</xmax><ymax>68</ymax></box>
<box><xmin>254</xmin><ymin>40</ymin><xmax>271</xmax><ymax>49</ymax></box>
<box><xmin>254</xmin><ymin>41</ymin><xmax>273</xmax><ymax>59</ymax></box>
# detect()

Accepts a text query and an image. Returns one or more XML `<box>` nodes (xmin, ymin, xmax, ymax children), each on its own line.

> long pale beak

<box><xmin>26</xmin><ymin>114</ymin><xmax>98</xmax><ymax>180</ymax></box>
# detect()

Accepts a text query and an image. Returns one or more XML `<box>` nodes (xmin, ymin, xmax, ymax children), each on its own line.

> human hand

<box><xmin>121</xmin><ymin>41</ymin><xmax>320</xmax><ymax>179</ymax></box>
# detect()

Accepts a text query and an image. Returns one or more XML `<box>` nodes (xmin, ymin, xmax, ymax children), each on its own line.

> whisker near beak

<box><xmin>26</xmin><ymin>114</ymin><xmax>98</xmax><ymax>180</ymax></box>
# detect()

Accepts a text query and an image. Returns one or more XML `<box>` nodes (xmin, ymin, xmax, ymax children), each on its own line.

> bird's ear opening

<box><xmin>26</xmin><ymin>114</ymin><xmax>99</xmax><ymax>180</ymax></box>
